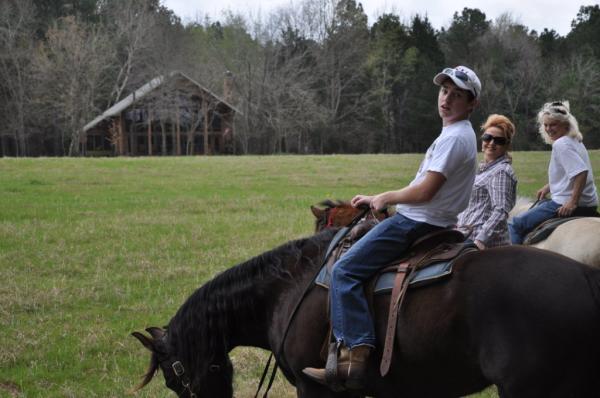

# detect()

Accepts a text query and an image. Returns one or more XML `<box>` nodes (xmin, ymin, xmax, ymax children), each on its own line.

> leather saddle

<box><xmin>316</xmin><ymin>223</ymin><xmax>474</xmax><ymax>292</ymax></box>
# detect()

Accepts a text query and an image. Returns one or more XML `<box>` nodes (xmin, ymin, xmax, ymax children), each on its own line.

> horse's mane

<box><xmin>319</xmin><ymin>199</ymin><xmax>351</xmax><ymax>209</ymax></box>
<box><xmin>166</xmin><ymin>228</ymin><xmax>337</xmax><ymax>377</ymax></box>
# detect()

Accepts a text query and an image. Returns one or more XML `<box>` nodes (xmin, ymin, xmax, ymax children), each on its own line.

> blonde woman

<box><xmin>457</xmin><ymin>114</ymin><xmax>517</xmax><ymax>249</ymax></box>
<box><xmin>509</xmin><ymin>101</ymin><xmax>599</xmax><ymax>244</ymax></box>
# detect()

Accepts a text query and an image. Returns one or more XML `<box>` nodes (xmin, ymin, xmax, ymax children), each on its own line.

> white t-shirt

<box><xmin>549</xmin><ymin>136</ymin><xmax>598</xmax><ymax>206</ymax></box>
<box><xmin>396</xmin><ymin>119</ymin><xmax>477</xmax><ymax>227</ymax></box>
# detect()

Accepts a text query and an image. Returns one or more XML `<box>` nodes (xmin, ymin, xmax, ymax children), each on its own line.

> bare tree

<box><xmin>31</xmin><ymin>16</ymin><xmax>114</xmax><ymax>155</ymax></box>
<box><xmin>225</xmin><ymin>0</ymin><xmax>369</xmax><ymax>154</ymax></box>
<box><xmin>204</xmin><ymin>13</ymin><xmax>267</xmax><ymax>154</ymax></box>
<box><xmin>310</xmin><ymin>0</ymin><xmax>370</xmax><ymax>153</ymax></box>
<box><xmin>255</xmin><ymin>9</ymin><xmax>325</xmax><ymax>153</ymax></box>
<box><xmin>101</xmin><ymin>0</ymin><xmax>159</xmax><ymax>105</ymax></box>
<box><xmin>474</xmin><ymin>14</ymin><xmax>544</xmax><ymax>148</ymax></box>
<box><xmin>547</xmin><ymin>55</ymin><xmax>600</xmax><ymax>147</ymax></box>
<box><xmin>0</xmin><ymin>0</ymin><xmax>35</xmax><ymax>156</ymax></box>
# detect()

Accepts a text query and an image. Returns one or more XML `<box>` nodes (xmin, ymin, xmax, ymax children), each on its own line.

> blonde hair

<box><xmin>481</xmin><ymin>114</ymin><xmax>516</xmax><ymax>160</ymax></box>
<box><xmin>536</xmin><ymin>101</ymin><xmax>583</xmax><ymax>145</ymax></box>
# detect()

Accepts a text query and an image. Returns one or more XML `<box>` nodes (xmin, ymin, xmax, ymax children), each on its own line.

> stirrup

<box><xmin>325</xmin><ymin>341</ymin><xmax>345</xmax><ymax>392</ymax></box>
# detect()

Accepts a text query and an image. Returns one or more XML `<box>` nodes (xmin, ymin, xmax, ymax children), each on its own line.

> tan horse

<box><xmin>510</xmin><ymin>197</ymin><xmax>600</xmax><ymax>267</ymax></box>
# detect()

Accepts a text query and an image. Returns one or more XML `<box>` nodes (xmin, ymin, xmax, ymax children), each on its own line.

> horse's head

<box><xmin>311</xmin><ymin>199</ymin><xmax>388</xmax><ymax>232</ymax></box>
<box><xmin>132</xmin><ymin>327</ymin><xmax>233</xmax><ymax>398</ymax></box>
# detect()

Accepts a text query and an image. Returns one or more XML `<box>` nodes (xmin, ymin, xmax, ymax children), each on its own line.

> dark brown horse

<box><xmin>132</xmin><ymin>225</ymin><xmax>600</xmax><ymax>398</ymax></box>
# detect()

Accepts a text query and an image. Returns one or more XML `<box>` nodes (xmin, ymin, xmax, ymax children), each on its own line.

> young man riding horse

<box><xmin>303</xmin><ymin>66</ymin><xmax>482</xmax><ymax>391</ymax></box>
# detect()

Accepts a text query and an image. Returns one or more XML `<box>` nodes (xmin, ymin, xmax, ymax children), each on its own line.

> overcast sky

<box><xmin>162</xmin><ymin>0</ymin><xmax>594</xmax><ymax>36</ymax></box>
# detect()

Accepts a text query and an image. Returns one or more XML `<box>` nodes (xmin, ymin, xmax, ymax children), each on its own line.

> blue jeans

<box><xmin>330</xmin><ymin>213</ymin><xmax>441</xmax><ymax>348</ymax></box>
<box><xmin>508</xmin><ymin>200</ymin><xmax>560</xmax><ymax>244</ymax></box>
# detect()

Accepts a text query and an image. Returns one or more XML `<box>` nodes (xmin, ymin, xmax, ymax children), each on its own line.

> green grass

<box><xmin>1</xmin><ymin>152</ymin><xmax>599</xmax><ymax>397</ymax></box>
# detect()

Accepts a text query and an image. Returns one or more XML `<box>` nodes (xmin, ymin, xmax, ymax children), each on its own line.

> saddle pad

<box><xmin>315</xmin><ymin>259</ymin><xmax>454</xmax><ymax>294</ymax></box>
<box><xmin>523</xmin><ymin>217</ymin><xmax>582</xmax><ymax>245</ymax></box>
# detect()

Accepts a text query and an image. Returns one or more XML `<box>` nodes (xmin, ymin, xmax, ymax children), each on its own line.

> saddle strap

<box><xmin>380</xmin><ymin>261</ymin><xmax>412</xmax><ymax>377</ymax></box>
<box><xmin>320</xmin><ymin>301</ymin><xmax>333</xmax><ymax>361</ymax></box>
<box><xmin>325</xmin><ymin>342</ymin><xmax>344</xmax><ymax>392</ymax></box>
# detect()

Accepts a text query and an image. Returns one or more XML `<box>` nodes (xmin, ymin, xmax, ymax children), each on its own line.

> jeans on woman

<box><xmin>508</xmin><ymin>200</ymin><xmax>561</xmax><ymax>244</ymax></box>
<box><xmin>329</xmin><ymin>213</ymin><xmax>441</xmax><ymax>349</ymax></box>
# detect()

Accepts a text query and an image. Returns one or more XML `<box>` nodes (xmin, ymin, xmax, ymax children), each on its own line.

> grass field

<box><xmin>1</xmin><ymin>152</ymin><xmax>599</xmax><ymax>397</ymax></box>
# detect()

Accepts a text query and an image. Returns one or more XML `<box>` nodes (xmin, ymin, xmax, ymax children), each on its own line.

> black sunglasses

<box><xmin>481</xmin><ymin>133</ymin><xmax>508</xmax><ymax>145</ymax></box>
<box><xmin>549</xmin><ymin>101</ymin><xmax>567</xmax><ymax>114</ymax></box>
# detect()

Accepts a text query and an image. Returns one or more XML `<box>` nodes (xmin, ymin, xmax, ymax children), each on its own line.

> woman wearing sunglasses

<box><xmin>509</xmin><ymin>101</ymin><xmax>599</xmax><ymax>244</ymax></box>
<box><xmin>457</xmin><ymin>114</ymin><xmax>517</xmax><ymax>249</ymax></box>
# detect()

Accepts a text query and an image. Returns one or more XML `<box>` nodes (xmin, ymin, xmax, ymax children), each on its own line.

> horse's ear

<box><xmin>311</xmin><ymin>205</ymin><xmax>325</xmax><ymax>220</ymax></box>
<box><xmin>131</xmin><ymin>332</ymin><xmax>161</xmax><ymax>392</ymax></box>
<box><xmin>146</xmin><ymin>326</ymin><xmax>166</xmax><ymax>340</ymax></box>
<box><xmin>132</xmin><ymin>331</ymin><xmax>156</xmax><ymax>352</ymax></box>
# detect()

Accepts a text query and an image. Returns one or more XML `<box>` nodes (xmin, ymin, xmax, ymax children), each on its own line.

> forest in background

<box><xmin>1</xmin><ymin>0</ymin><xmax>600</xmax><ymax>156</ymax></box>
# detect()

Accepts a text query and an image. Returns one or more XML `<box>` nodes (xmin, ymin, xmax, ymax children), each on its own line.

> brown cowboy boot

<box><xmin>302</xmin><ymin>343</ymin><xmax>371</xmax><ymax>391</ymax></box>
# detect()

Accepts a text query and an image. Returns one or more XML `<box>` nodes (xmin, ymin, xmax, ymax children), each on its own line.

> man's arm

<box><xmin>557</xmin><ymin>171</ymin><xmax>588</xmax><ymax>217</ymax></box>
<box><xmin>366</xmin><ymin>171</ymin><xmax>446</xmax><ymax>211</ymax></box>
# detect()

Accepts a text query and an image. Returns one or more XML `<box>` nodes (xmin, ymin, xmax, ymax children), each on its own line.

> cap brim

<box><xmin>433</xmin><ymin>72</ymin><xmax>470</xmax><ymax>92</ymax></box>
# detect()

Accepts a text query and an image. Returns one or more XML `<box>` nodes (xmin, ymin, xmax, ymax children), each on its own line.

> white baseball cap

<box><xmin>433</xmin><ymin>66</ymin><xmax>481</xmax><ymax>99</ymax></box>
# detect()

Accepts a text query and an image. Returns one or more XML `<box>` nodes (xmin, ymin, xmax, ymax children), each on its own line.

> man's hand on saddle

<box><xmin>536</xmin><ymin>184</ymin><xmax>550</xmax><ymax>200</ymax></box>
<box><xmin>370</xmin><ymin>194</ymin><xmax>389</xmax><ymax>213</ymax></box>
<box><xmin>557</xmin><ymin>199</ymin><xmax>577</xmax><ymax>217</ymax></box>
<box><xmin>351</xmin><ymin>194</ymin><xmax>389</xmax><ymax>213</ymax></box>
<box><xmin>350</xmin><ymin>194</ymin><xmax>373</xmax><ymax>209</ymax></box>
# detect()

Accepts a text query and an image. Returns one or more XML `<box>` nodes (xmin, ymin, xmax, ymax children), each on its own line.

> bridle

<box><xmin>156</xmin><ymin>333</ymin><xmax>223</xmax><ymax>398</ymax></box>
<box><xmin>325</xmin><ymin>206</ymin><xmax>339</xmax><ymax>228</ymax></box>
<box><xmin>160</xmin><ymin>356</ymin><xmax>224</xmax><ymax>398</ymax></box>
<box><xmin>169</xmin><ymin>359</ymin><xmax>196</xmax><ymax>398</ymax></box>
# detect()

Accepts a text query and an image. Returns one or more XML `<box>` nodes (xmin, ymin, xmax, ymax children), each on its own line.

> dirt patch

<box><xmin>0</xmin><ymin>381</ymin><xmax>22</xmax><ymax>397</ymax></box>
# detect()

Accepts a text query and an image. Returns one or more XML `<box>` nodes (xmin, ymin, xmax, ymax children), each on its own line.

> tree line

<box><xmin>1</xmin><ymin>0</ymin><xmax>600</xmax><ymax>156</ymax></box>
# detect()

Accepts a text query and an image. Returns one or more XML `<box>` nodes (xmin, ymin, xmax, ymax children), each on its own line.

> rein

<box><xmin>254</xmin><ymin>206</ymin><xmax>371</xmax><ymax>398</ymax></box>
<box><xmin>529</xmin><ymin>198</ymin><xmax>541</xmax><ymax>210</ymax></box>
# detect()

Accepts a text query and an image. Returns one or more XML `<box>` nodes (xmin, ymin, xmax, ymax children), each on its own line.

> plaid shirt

<box><xmin>457</xmin><ymin>155</ymin><xmax>517</xmax><ymax>247</ymax></box>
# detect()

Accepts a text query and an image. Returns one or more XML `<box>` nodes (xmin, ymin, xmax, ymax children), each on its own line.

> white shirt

<box><xmin>396</xmin><ymin>119</ymin><xmax>477</xmax><ymax>227</ymax></box>
<box><xmin>550</xmin><ymin>136</ymin><xmax>598</xmax><ymax>206</ymax></box>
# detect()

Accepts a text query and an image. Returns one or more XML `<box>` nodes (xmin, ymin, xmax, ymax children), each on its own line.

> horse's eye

<box><xmin>209</xmin><ymin>364</ymin><xmax>221</xmax><ymax>372</ymax></box>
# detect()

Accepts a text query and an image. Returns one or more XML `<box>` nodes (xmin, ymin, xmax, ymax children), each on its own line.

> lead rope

<box><xmin>253</xmin><ymin>206</ymin><xmax>370</xmax><ymax>398</ymax></box>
